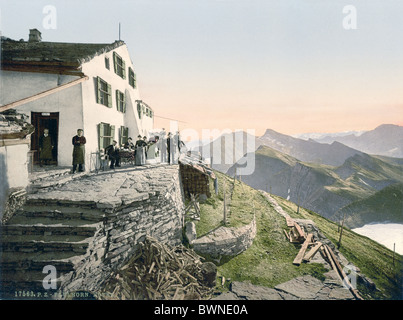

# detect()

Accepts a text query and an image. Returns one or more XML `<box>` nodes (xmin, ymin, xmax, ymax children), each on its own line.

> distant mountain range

<box><xmin>307</xmin><ymin>124</ymin><xmax>403</xmax><ymax>158</ymax></box>
<box><xmin>194</xmin><ymin>124</ymin><xmax>403</xmax><ymax>228</ymax></box>
<box><xmin>258</xmin><ymin>129</ymin><xmax>364</xmax><ymax>166</ymax></box>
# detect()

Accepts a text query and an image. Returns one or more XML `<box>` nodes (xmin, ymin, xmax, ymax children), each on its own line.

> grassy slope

<box><xmin>194</xmin><ymin>170</ymin><xmax>403</xmax><ymax>300</ymax></box>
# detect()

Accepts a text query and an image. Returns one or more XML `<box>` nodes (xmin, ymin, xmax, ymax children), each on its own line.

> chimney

<box><xmin>28</xmin><ymin>29</ymin><xmax>42</xmax><ymax>42</ymax></box>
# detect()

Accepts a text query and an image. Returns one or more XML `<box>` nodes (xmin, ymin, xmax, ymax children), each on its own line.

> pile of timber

<box><xmin>283</xmin><ymin>216</ymin><xmax>323</xmax><ymax>265</ymax></box>
<box><xmin>284</xmin><ymin>217</ymin><xmax>363</xmax><ymax>300</ymax></box>
<box><xmin>284</xmin><ymin>216</ymin><xmax>306</xmax><ymax>244</ymax></box>
<box><xmin>98</xmin><ymin>236</ymin><xmax>215</xmax><ymax>300</ymax></box>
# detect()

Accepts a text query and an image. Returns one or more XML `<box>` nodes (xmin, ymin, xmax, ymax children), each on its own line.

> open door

<box><xmin>31</xmin><ymin>112</ymin><xmax>59</xmax><ymax>165</ymax></box>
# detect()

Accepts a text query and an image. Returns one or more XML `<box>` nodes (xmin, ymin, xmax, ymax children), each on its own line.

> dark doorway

<box><xmin>31</xmin><ymin>112</ymin><xmax>59</xmax><ymax>165</ymax></box>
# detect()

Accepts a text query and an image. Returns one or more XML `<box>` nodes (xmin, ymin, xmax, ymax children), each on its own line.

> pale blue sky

<box><xmin>1</xmin><ymin>0</ymin><xmax>402</xmax><ymax>136</ymax></box>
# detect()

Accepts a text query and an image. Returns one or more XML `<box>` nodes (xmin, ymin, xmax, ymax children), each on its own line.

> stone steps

<box><xmin>2</xmin><ymin>225</ymin><xmax>97</xmax><ymax>237</ymax></box>
<box><xmin>28</xmin><ymin>167</ymin><xmax>88</xmax><ymax>193</ymax></box>
<box><xmin>0</xmin><ymin>198</ymin><xmax>101</xmax><ymax>299</ymax></box>
<box><xmin>1</xmin><ymin>240</ymin><xmax>89</xmax><ymax>254</ymax></box>
<box><xmin>10</xmin><ymin>204</ymin><xmax>105</xmax><ymax>223</ymax></box>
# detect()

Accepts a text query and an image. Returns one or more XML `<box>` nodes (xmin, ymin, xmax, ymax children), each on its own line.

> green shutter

<box><xmin>123</xmin><ymin>92</ymin><xmax>126</xmax><ymax>113</ymax></box>
<box><xmin>96</xmin><ymin>77</ymin><xmax>102</xmax><ymax>103</ymax></box>
<box><xmin>110</xmin><ymin>125</ymin><xmax>115</xmax><ymax>145</ymax></box>
<box><xmin>137</xmin><ymin>103</ymin><xmax>142</xmax><ymax>119</ymax></box>
<box><xmin>133</xmin><ymin>73</ymin><xmax>137</xmax><ymax>89</ymax></box>
<box><xmin>115</xmin><ymin>90</ymin><xmax>119</xmax><ymax>111</ymax></box>
<box><xmin>122</xmin><ymin>60</ymin><xmax>126</xmax><ymax>79</ymax></box>
<box><xmin>113</xmin><ymin>52</ymin><xmax>118</xmax><ymax>74</ymax></box>
<box><xmin>107</xmin><ymin>83</ymin><xmax>112</xmax><ymax>108</ymax></box>
<box><xmin>98</xmin><ymin>123</ymin><xmax>105</xmax><ymax>150</ymax></box>
<box><xmin>120</xmin><ymin>126</ymin><xmax>124</xmax><ymax>145</ymax></box>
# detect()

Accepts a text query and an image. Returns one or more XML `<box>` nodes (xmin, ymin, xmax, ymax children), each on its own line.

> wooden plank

<box><xmin>283</xmin><ymin>229</ymin><xmax>291</xmax><ymax>241</ymax></box>
<box><xmin>293</xmin><ymin>222</ymin><xmax>306</xmax><ymax>239</ymax></box>
<box><xmin>286</xmin><ymin>216</ymin><xmax>295</xmax><ymax>227</ymax></box>
<box><xmin>303</xmin><ymin>242</ymin><xmax>322</xmax><ymax>261</ymax></box>
<box><xmin>324</xmin><ymin>245</ymin><xmax>363</xmax><ymax>300</ymax></box>
<box><xmin>293</xmin><ymin>234</ymin><xmax>313</xmax><ymax>265</ymax></box>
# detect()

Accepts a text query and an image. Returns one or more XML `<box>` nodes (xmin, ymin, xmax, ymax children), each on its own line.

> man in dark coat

<box><xmin>167</xmin><ymin>132</ymin><xmax>172</xmax><ymax>164</ymax></box>
<box><xmin>72</xmin><ymin>129</ymin><xmax>86</xmax><ymax>173</ymax></box>
<box><xmin>105</xmin><ymin>140</ymin><xmax>121</xmax><ymax>169</ymax></box>
<box><xmin>39</xmin><ymin>128</ymin><xmax>54</xmax><ymax>166</ymax></box>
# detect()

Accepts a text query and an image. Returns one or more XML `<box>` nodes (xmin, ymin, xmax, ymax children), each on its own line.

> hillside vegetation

<box><xmin>194</xmin><ymin>170</ymin><xmax>403</xmax><ymax>300</ymax></box>
<box><xmin>337</xmin><ymin>183</ymin><xmax>403</xmax><ymax>228</ymax></box>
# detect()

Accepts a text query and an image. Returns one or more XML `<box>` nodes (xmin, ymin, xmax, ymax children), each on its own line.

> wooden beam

<box><xmin>0</xmin><ymin>76</ymin><xmax>89</xmax><ymax>113</ymax></box>
<box><xmin>0</xmin><ymin>138</ymin><xmax>30</xmax><ymax>147</ymax></box>
<box><xmin>286</xmin><ymin>216</ymin><xmax>295</xmax><ymax>227</ymax></box>
<box><xmin>293</xmin><ymin>233</ymin><xmax>313</xmax><ymax>265</ymax></box>
<box><xmin>323</xmin><ymin>245</ymin><xmax>339</xmax><ymax>274</ymax></box>
<box><xmin>303</xmin><ymin>241</ymin><xmax>322</xmax><ymax>262</ymax></box>
<box><xmin>293</xmin><ymin>221</ymin><xmax>306</xmax><ymax>239</ymax></box>
<box><xmin>324</xmin><ymin>244</ymin><xmax>363</xmax><ymax>300</ymax></box>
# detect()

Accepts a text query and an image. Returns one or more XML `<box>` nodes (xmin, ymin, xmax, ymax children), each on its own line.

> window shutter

<box><xmin>98</xmin><ymin>123</ymin><xmax>105</xmax><ymax>150</ymax></box>
<box><xmin>110</xmin><ymin>125</ymin><xmax>116</xmax><ymax>146</ymax></box>
<box><xmin>123</xmin><ymin>92</ymin><xmax>126</xmax><ymax>113</ymax></box>
<box><xmin>107</xmin><ymin>83</ymin><xmax>112</xmax><ymax>108</ymax></box>
<box><xmin>96</xmin><ymin>77</ymin><xmax>102</xmax><ymax>103</ymax></box>
<box><xmin>125</xmin><ymin>127</ymin><xmax>129</xmax><ymax>142</ymax></box>
<box><xmin>122</xmin><ymin>60</ymin><xmax>126</xmax><ymax>79</ymax></box>
<box><xmin>120</xmin><ymin>126</ymin><xmax>124</xmax><ymax>145</ymax></box>
<box><xmin>137</xmin><ymin>103</ymin><xmax>142</xmax><ymax>119</ymax></box>
<box><xmin>113</xmin><ymin>52</ymin><xmax>118</xmax><ymax>74</ymax></box>
<box><xmin>115</xmin><ymin>90</ymin><xmax>119</xmax><ymax>111</ymax></box>
<box><xmin>133</xmin><ymin>73</ymin><xmax>137</xmax><ymax>89</ymax></box>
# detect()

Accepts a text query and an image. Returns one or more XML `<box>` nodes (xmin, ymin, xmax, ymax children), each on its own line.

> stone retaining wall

<box><xmin>56</xmin><ymin>165</ymin><xmax>186</xmax><ymax>295</ymax></box>
<box><xmin>192</xmin><ymin>215</ymin><xmax>257</xmax><ymax>259</ymax></box>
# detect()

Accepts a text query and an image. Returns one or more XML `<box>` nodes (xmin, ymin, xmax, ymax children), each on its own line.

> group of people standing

<box><xmin>38</xmin><ymin>128</ymin><xmax>185</xmax><ymax>173</ymax></box>
<box><xmin>158</xmin><ymin>129</ymin><xmax>185</xmax><ymax>165</ymax></box>
<box><xmin>106</xmin><ymin>135</ymin><xmax>149</xmax><ymax>169</ymax></box>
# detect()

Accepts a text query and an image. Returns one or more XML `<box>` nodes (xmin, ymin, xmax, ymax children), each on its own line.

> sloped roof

<box><xmin>1</xmin><ymin>37</ymin><xmax>125</xmax><ymax>75</ymax></box>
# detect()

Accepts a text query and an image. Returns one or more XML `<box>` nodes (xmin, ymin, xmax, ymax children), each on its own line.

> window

<box><xmin>120</xmin><ymin>126</ymin><xmax>129</xmax><ymax>146</ymax></box>
<box><xmin>113</xmin><ymin>52</ymin><xmax>126</xmax><ymax>79</ymax></box>
<box><xmin>98</xmin><ymin>122</ymin><xmax>115</xmax><ymax>150</ymax></box>
<box><xmin>137</xmin><ymin>102</ymin><xmax>142</xmax><ymax>119</ymax></box>
<box><xmin>96</xmin><ymin>77</ymin><xmax>112</xmax><ymax>108</ymax></box>
<box><xmin>105</xmin><ymin>57</ymin><xmax>110</xmax><ymax>70</ymax></box>
<box><xmin>116</xmin><ymin>90</ymin><xmax>126</xmax><ymax>113</ymax></box>
<box><xmin>128</xmin><ymin>67</ymin><xmax>136</xmax><ymax>88</ymax></box>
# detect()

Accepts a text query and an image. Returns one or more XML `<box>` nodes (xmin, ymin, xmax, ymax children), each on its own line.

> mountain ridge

<box><xmin>227</xmin><ymin>144</ymin><xmax>403</xmax><ymax>227</ymax></box>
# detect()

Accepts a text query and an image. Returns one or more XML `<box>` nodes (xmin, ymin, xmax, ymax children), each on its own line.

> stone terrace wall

<box><xmin>192</xmin><ymin>215</ymin><xmax>257</xmax><ymax>259</ymax></box>
<box><xmin>40</xmin><ymin>165</ymin><xmax>187</xmax><ymax>296</ymax></box>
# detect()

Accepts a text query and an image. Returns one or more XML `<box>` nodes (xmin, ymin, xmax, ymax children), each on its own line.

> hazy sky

<box><xmin>1</xmin><ymin>0</ymin><xmax>402</xmax><ymax>137</ymax></box>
